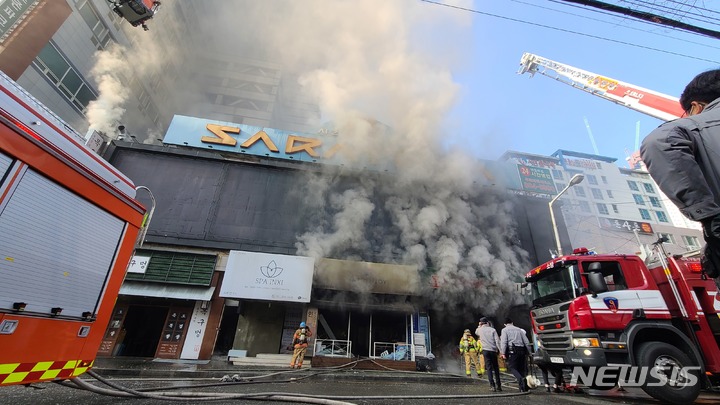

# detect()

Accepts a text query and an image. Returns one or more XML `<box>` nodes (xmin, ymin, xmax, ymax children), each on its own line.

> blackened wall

<box><xmin>108</xmin><ymin>143</ymin><xmax>566</xmax><ymax>268</ymax></box>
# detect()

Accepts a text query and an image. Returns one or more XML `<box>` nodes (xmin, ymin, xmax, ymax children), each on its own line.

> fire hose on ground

<box><xmin>57</xmin><ymin>358</ymin><xmax>529</xmax><ymax>403</ymax></box>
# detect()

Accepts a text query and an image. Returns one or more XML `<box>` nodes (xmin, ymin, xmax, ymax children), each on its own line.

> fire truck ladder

<box><xmin>517</xmin><ymin>53</ymin><xmax>683</xmax><ymax>122</ymax></box>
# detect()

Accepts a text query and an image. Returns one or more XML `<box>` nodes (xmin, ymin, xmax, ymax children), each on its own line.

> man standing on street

<box><xmin>476</xmin><ymin>317</ymin><xmax>502</xmax><ymax>391</ymax></box>
<box><xmin>500</xmin><ymin>317</ymin><xmax>532</xmax><ymax>392</ymax></box>
<box><xmin>640</xmin><ymin>69</ymin><xmax>720</xmax><ymax>288</ymax></box>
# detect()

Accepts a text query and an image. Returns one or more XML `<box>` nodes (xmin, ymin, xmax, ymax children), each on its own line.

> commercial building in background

<box><xmin>3</xmin><ymin>0</ymin><xmax>320</xmax><ymax>144</ymax></box>
<box><xmin>500</xmin><ymin>149</ymin><xmax>703</xmax><ymax>257</ymax></box>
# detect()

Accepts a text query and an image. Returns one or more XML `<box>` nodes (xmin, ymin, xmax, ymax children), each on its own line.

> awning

<box><xmin>119</xmin><ymin>281</ymin><xmax>215</xmax><ymax>301</ymax></box>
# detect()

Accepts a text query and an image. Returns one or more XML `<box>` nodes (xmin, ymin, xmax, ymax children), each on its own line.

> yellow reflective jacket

<box><xmin>459</xmin><ymin>335</ymin><xmax>480</xmax><ymax>353</ymax></box>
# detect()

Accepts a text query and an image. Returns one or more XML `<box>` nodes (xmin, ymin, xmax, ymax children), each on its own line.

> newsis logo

<box><xmin>570</xmin><ymin>365</ymin><xmax>700</xmax><ymax>388</ymax></box>
<box><xmin>256</xmin><ymin>260</ymin><xmax>284</xmax><ymax>286</ymax></box>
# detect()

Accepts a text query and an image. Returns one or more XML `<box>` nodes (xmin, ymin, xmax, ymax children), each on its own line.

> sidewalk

<box><xmin>90</xmin><ymin>356</ymin><xmax>476</xmax><ymax>383</ymax></box>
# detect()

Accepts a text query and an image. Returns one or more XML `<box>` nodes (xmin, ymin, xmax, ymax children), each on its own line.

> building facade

<box><xmin>500</xmin><ymin>149</ymin><xmax>703</xmax><ymax>258</ymax></box>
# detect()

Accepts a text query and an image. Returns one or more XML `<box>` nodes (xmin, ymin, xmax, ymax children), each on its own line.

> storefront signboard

<box><xmin>220</xmin><ymin>251</ymin><xmax>314</xmax><ymax>303</ymax></box>
<box><xmin>314</xmin><ymin>258</ymin><xmax>419</xmax><ymax>295</ymax></box>
<box><xmin>180</xmin><ymin>301</ymin><xmax>212</xmax><ymax>359</ymax></box>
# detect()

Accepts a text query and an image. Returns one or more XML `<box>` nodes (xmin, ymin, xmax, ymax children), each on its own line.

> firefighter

<box><xmin>290</xmin><ymin>321</ymin><xmax>312</xmax><ymax>369</ymax></box>
<box><xmin>459</xmin><ymin>329</ymin><xmax>483</xmax><ymax>377</ymax></box>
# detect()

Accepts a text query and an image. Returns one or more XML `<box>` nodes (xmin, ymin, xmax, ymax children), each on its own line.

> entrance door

<box><xmin>214</xmin><ymin>305</ymin><xmax>240</xmax><ymax>356</ymax></box>
<box><xmin>118</xmin><ymin>305</ymin><xmax>168</xmax><ymax>357</ymax></box>
<box><xmin>350</xmin><ymin>313</ymin><xmax>370</xmax><ymax>357</ymax></box>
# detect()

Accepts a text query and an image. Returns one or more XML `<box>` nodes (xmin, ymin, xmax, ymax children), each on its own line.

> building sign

<box><xmin>180</xmin><ymin>301</ymin><xmax>211</xmax><ymax>360</ymax></box>
<box><xmin>0</xmin><ymin>0</ymin><xmax>39</xmax><ymax>44</ymax></box>
<box><xmin>163</xmin><ymin>115</ymin><xmax>342</xmax><ymax>164</ymax></box>
<box><xmin>517</xmin><ymin>165</ymin><xmax>556</xmax><ymax>195</ymax></box>
<box><xmin>598</xmin><ymin>217</ymin><xmax>654</xmax><ymax>234</ymax></box>
<box><xmin>220</xmin><ymin>251</ymin><xmax>314</xmax><ymax>303</ymax></box>
<box><xmin>508</xmin><ymin>156</ymin><xmax>558</xmax><ymax>169</ymax></box>
<box><xmin>127</xmin><ymin>255</ymin><xmax>150</xmax><ymax>274</ymax></box>
<box><xmin>313</xmin><ymin>258</ymin><xmax>420</xmax><ymax>295</ymax></box>
<box><xmin>564</xmin><ymin>158</ymin><xmax>598</xmax><ymax>170</ymax></box>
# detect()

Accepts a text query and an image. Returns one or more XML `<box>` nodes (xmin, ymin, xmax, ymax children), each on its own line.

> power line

<box><xmin>554</xmin><ymin>0</ymin><xmax>720</xmax><ymax>39</ymax></box>
<box><xmin>510</xmin><ymin>0</ymin><xmax>720</xmax><ymax>50</ymax></box>
<box><xmin>620</xmin><ymin>0</ymin><xmax>720</xmax><ymax>27</ymax></box>
<box><xmin>418</xmin><ymin>0</ymin><xmax>720</xmax><ymax>64</ymax></box>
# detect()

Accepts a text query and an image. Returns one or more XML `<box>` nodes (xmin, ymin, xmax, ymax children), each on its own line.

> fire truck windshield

<box><xmin>530</xmin><ymin>264</ymin><xmax>582</xmax><ymax>307</ymax></box>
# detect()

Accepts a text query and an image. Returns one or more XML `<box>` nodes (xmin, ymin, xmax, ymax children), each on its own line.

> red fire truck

<box><xmin>0</xmin><ymin>71</ymin><xmax>145</xmax><ymax>386</ymax></box>
<box><xmin>526</xmin><ymin>240</ymin><xmax>720</xmax><ymax>404</ymax></box>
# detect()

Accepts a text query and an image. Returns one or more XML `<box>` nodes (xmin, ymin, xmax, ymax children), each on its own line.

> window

<box><xmin>574</xmin><ymin>186</ymin><xmax>586</xmax><ymax>197</ymax></box>
<box><xmin>556</xmin><ymin>183</ymin><xmax>566</xmax><ymax>193</ymax></box>
<box><xmin>587</xmin><ymin>175</ymin><xmax>598</xmax><ymax>185</ymax></box>
<box><xmin>582</xmin><ymin>261</ymin><xmax>628</xmax><ymax>291</ymax></box>
<box><xmin>683</xmin><ymin>235</ymin><xmax>700</xmax><ymax>249</ymax></box>
<box><xmin>655</xmin><ymin>211</ymin><xmax>669</xmax><ymax>222</ymax></box>
<box><xmin>591</xmin><ymin>188</ymin><xmax>604</xmax><ymax>200</ymax></box>
<box><xmin>643</xmin><ymin>183</ymin><xmax>655</xmax><ymax>193</ymax></box>
<box><xmin>633</xmin><ymin>194</ymin><xmax>645</xmax><ymax>205</ymax></box>
<box><xmin>658</xmin><ymin>233</ymin><xmax>675</xmax><ymax>244</ymax></box>
<box><xmin>579</xmin><ymin>201</ymin><xmax>591</xmax><ymax>213</ymax></box>
<box><xmin>601</xmin><ymin>176</ymin><xmax>608</xmax><ymax>184</ymax></box>
<box><xmin>607</xmin><ymin>190</ymin><xmax>614</xmax><ymax>199</ymax></box>
<box><xmin>597</xmin><ymin>203</ymin><xmax>609</xmax><ymax>215</ymax></box>
<box><xmin>552</xmin><ymin>170</ymin><xmax>564</xmax><ymax>180</ymax></box>
<box><xmin>33</xmin><ymin>43</ymin><xmax>97</xmax><ymax>114</ymax></box>
<box><xmin>611</xmin><ymin>204</ymin><xmax>619</xmax><ymax>214</ymax></box>
<box><xmin>639</xmin><ymin>208</ymin><xmax>651</xmax><ymax>220</ymax></box>
<box><xmin>649</xmin><ymin>196</ymin><xmax>661</xmax><ymax>208</ymax></box>
<box><xmin>77</xmin><ymin>0</ymin><xmax>114</xmax><ymax>50</ymax></box>
<box><xmin>628</xmin><ymin>181</ymin><xmax>639</xmax><ymax>191</ymax></box>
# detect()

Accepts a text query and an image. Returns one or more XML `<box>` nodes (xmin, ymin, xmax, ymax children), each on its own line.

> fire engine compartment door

<box><xmin>0</xmin><ymin>167</ymin><xmax>125</xmax><ymax>318</ymax></box>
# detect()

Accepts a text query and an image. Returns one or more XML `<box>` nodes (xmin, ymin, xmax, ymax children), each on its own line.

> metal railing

<box><xmin>373</xmin><ymin>342</ymin><xmax>410</xmax><ymax>360</ymax></box>
<box><xmin>314</xmin><ymin>339</ymin><xmax>352</xmax><ymax>358</ymax></box>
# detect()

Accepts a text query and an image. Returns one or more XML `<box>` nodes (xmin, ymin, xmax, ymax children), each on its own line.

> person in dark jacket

<box><xmin>640</xmin><ymin>69</ymin><xmax>720</xmax><ymax>288</ymax></box>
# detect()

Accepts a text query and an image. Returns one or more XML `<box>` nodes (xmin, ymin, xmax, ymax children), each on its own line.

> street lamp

<box><xmin>549</xmin><ymin>173</ymin><xmax>584</xmax><ymax>257</ymax></box>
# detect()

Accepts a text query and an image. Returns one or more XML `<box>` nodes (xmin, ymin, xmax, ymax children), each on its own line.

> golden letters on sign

<box><xmin>201</xmin><ymin>124</ymin><xmax>333</xmax><ymax>159</ymax></box>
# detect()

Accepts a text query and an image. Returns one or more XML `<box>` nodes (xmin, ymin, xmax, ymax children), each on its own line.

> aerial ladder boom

<box><xmin>518</xmin><ymin>53</ymin><xmax>683</xmax><ymax>121</ymax></box>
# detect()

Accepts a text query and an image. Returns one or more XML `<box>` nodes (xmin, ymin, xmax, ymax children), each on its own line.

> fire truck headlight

<box><xmin>572</xmin><ymin>338</ymin><xmax>599</xmax><ymax>348</ymax></box>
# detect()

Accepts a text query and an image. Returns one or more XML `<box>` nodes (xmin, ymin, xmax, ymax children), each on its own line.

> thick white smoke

<box><xmin>209</xmin><ymin>0</ymin><xmax>532</xmax><ymax>315</ymax></box>
<box><xmin>86</xmin><ymin>19</ymin><xmax>170</xmax><ymax>141</ymax></box>
<box><xmin>90</xmin><ymin>0</ymin><xmax>531</xmax><ymax>317</ymax></box>
<box><xmin>85</xmin><ymin>46</ymin><xmax>129</xmax><ymax>138</ymax></box>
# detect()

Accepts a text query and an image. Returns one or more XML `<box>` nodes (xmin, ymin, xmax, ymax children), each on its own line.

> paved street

<box><xmin>2</xmin><ymin>372</ymin><xmax>719</xmax><ymax>405</ymax></box>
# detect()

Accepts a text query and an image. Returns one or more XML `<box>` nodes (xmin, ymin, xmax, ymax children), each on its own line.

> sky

<box><xmin>439</xmin><ymin>0</ymin><xmax>720</xmax><ymax>165</ymax></box>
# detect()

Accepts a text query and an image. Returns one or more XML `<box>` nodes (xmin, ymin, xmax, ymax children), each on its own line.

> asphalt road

<box><xmin>2</xmin><ymin>375</ymin><xmax>720</xmax><ymax>405</ymax></box>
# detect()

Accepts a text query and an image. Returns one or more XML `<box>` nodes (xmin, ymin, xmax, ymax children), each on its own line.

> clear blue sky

<box><xmin>441</xmin><ymin>0</ymin><xmax>720</xmax><ymax>165</ymax></box>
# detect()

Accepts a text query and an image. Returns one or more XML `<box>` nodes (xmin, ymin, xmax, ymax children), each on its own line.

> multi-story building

<box><xmin>2</xmin><ymin>0</ymin><xmax>320</xmax><ymax>144</ymax></box>
<box><xmin>499</xmin><ymin>149</ymin><xmax>703</xmax><ymax>257</ymax></box>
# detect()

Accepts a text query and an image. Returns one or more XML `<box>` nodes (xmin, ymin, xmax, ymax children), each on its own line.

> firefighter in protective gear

<box><xmin>459</xmin><ymin>329</ymin><xmax>484</xmax><ymax>377</ymax></box>
<box><xmin>290</xmin><ymin>321</ymin><xmax>313</xmax><ymax>369</ymax></box>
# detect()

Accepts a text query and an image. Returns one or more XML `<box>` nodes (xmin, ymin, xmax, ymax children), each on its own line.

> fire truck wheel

<box><xmin>636</xmin><ymin>342</ymin><xmax>701</xmax><ymax>405</ymax></box>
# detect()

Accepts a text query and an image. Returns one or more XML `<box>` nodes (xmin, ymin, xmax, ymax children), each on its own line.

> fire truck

<box><xmin>526</xmin><ymin>240</ymin><xmax>720</xmax><ymax>404</ymax></box>
<box><xmin>0</xmin><ymin>71</ymin><xmax>145</xmax><ymax>386</ymax></box>
<box><xmin>517</xmin><ymin>52</ymin><xmax>683</xmax><ymax>121</ymax></box>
